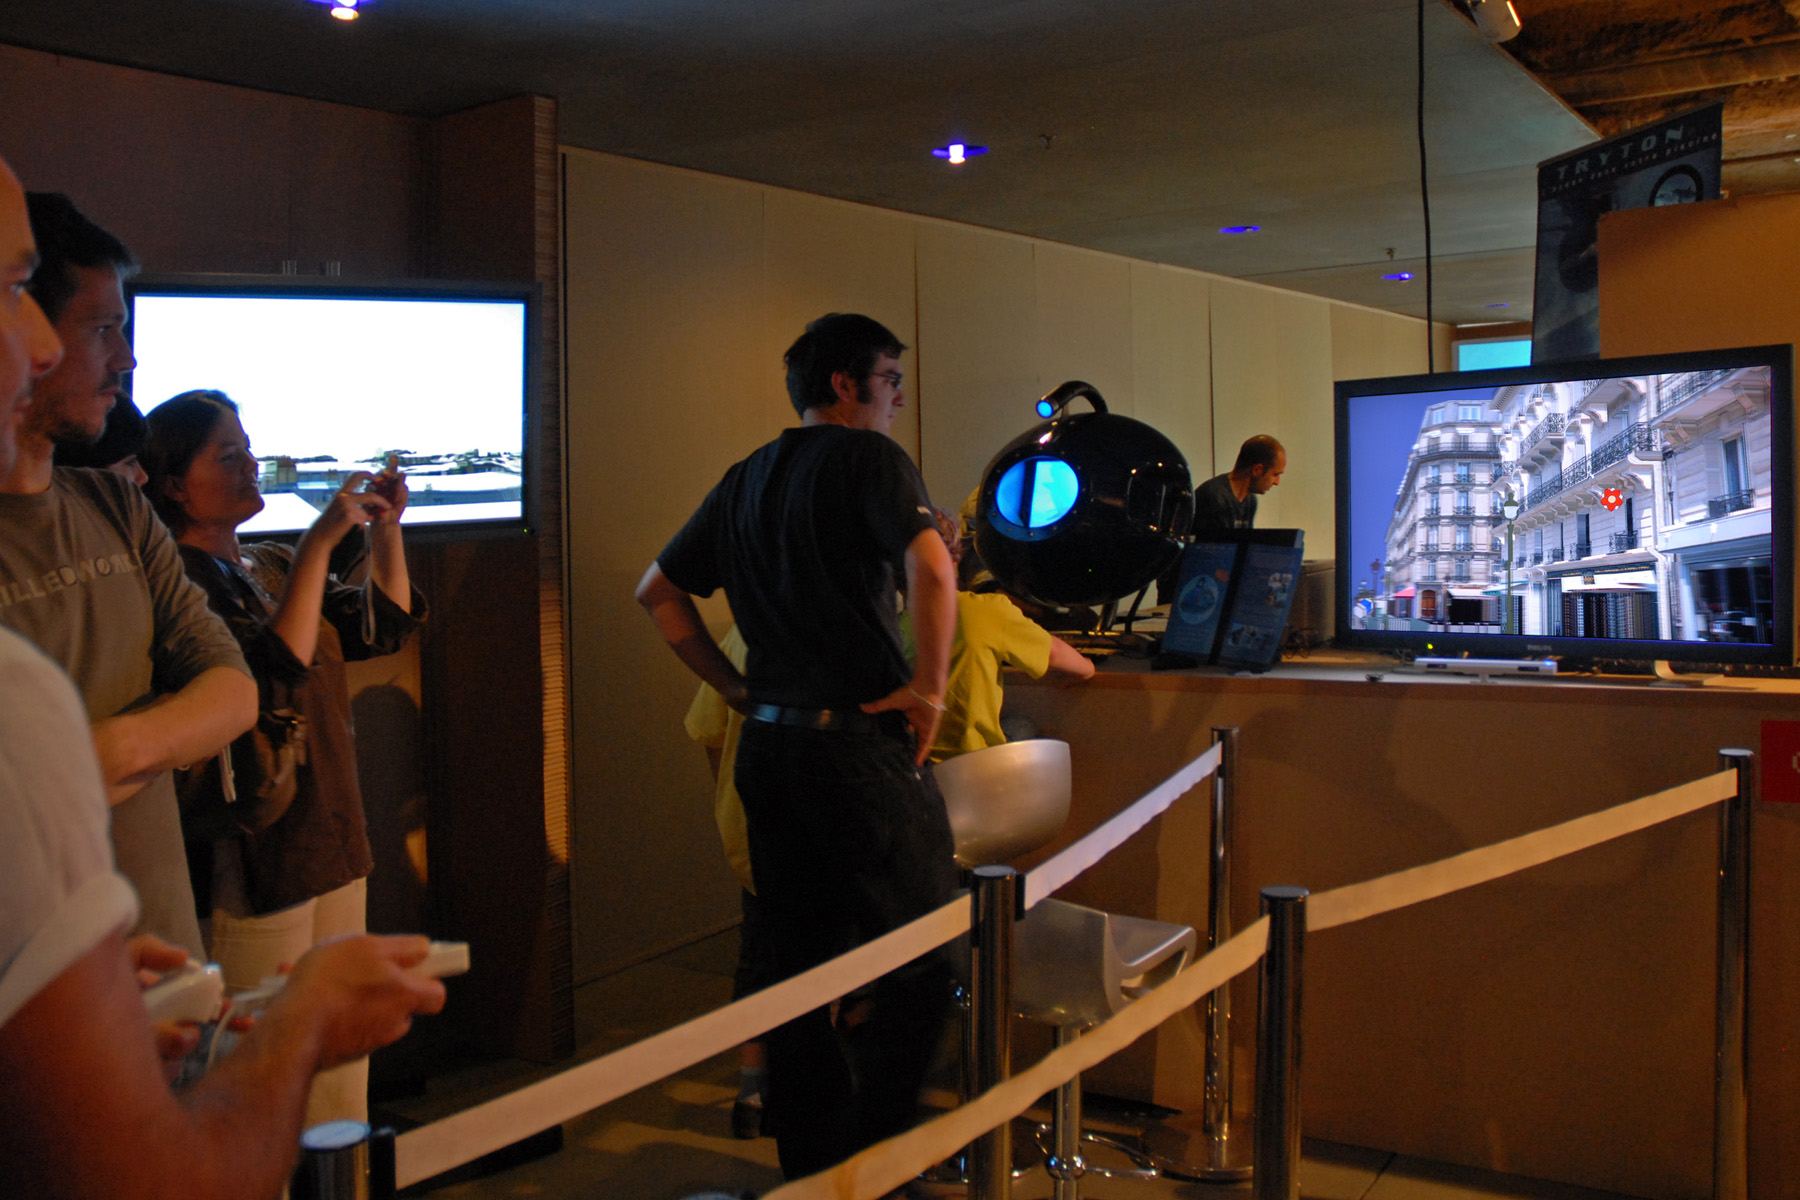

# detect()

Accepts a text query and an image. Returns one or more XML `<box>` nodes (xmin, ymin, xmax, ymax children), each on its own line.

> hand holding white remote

<box><xmin>141</xmin><ymin>961</ymin><xmax>226</xmax><ymax>1024</ymax></box>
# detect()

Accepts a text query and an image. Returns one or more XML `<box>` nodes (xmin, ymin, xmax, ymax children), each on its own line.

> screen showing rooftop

<box><xmin>130</xmin><ymin>285</ymin><xmax>529</xmax><ymax>537</ymax></box>
<box><xmin>1335</xmin><ymin>345</ymin><xmax>1794</xmax><ymax>665</ymax></box>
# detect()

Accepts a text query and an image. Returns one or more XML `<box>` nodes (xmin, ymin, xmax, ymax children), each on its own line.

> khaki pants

<box><xmin>208</xmin><ymin>876</ymin><xmax>369</xmax><ymax>1127</ymax></box>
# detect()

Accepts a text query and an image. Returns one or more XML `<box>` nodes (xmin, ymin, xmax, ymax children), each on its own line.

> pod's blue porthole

<box><xmin>994</xmin><ymin>457</ymin><xmax>1079</xmax><ymax>533</ymax></box>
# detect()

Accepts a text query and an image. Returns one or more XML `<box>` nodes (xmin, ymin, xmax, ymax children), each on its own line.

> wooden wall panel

<box><xmin>1330</xmin><ymin>304</ymin><xmax>1436</xmax><ymax>385</ymax></box>
<box><xmin>916</xmin><ymin>223</ymin><xmax>1038</xmax><ymax>509</ymax></box>
<box><xmin>1598</xmin><ymin>193</ymin><xmax>1800</xmax><ymax>359</ymax></box>
<box><xmin>1032</xmin><ymin>243</ymin><xmax>1135</xmax><ymax>416</ymax></box>
<box><xmin>0</xmin><ymin>44</ymin><xmax>421</xmax><ymax>278</ymax></box>
<box><xmin>1209</xmin><ymin>278</ymin><xmax>1336</xmax><ymax>546</ymax></box>
<box><xmin>562</xmin><ymin>149</ymin><xmax>767</xmax><ymax>981</ymax></box>
<box><xmin>762</xmin><ymin>189</ymin><xmax>921</xmax><ymax>460</ymax></box>
<box><xmin>1130</xmin><ymin>262</ymin><xmax>1214</xmax><ymax>482</ymax></box>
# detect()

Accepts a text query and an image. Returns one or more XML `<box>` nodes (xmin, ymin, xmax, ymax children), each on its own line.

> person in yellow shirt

<box><xmin>683</xmin><ymin>626</ymin><xmax>774</xmax><ymax>1140</ymax></box>
<box><xmin>903</xmin><ymin>509</ymin><xmax>1094</xmax><ymax>764</ymax></box>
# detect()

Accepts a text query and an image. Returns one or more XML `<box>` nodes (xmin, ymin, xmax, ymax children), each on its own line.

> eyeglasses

<box><xmin>869</xmin><ymin>370</ymin><xmax>905</xmax><ymax>390</ymax></box>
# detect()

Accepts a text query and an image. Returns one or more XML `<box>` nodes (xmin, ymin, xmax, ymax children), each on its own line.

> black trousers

<box><xmin>735</xmin><ymin>714</ymin><xmax>959</xmax><ymax>1180</ymax></box>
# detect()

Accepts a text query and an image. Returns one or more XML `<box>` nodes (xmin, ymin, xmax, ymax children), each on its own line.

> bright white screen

<box><xmin>130</xmin><ymin>293</ymin><xmax>526</xmax><ymax>532</ymax></box>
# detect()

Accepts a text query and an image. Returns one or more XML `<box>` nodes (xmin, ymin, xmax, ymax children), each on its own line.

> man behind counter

<box><xmin>1193</xmin><ymin>433</ymin><xmax>1286</xmax><ymax>537</ymax></box>
<box><xmin>636</xmin><ymin>312</ymin><xmax>958</xmax><ymax>1181</ymax></box>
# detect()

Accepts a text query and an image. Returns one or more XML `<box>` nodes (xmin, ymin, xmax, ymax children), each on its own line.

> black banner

<box><xmin>1532</xmin><ymin>103</ymin><xmax>1722</xmax><ymax>363</ymax></box>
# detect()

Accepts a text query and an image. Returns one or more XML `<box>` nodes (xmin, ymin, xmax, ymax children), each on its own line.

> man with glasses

<box><xmin>637</xmin><ymin>312</ymin><xmax>958</xmax><ymax>1181</ymax></box>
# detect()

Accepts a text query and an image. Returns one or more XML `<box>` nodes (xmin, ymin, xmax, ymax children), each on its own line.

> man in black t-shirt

<box><xmin>636</xmin><ymin>313</ymin><xmax>958</xmax><ymax>1180</ymax></box>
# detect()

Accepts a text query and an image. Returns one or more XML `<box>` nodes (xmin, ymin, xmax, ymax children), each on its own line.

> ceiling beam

<box><xmin>1543</xmin><ymin>36</ymin><xmax>1800</xmax><ymax>105</ymax></box>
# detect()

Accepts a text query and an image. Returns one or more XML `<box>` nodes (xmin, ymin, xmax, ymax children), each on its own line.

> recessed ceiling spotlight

<box><xmin>306</xmin><ymin>0</ymin><xmax>368</xmax><ymax>19</ymax></box>
<box><xmin>1382</xmin><ymin>271</ymin><xmax>1414</xmax><ymax>281</ymax></box>
<box><xmin>931</xmin><ymin>143</ymin><xmax>988</xmax><ymax>165</ymax></box>
<box><xmin>1219</xmin><ymin>225</ymin><xmax>1261</xmax><ymax>235</ymax></box>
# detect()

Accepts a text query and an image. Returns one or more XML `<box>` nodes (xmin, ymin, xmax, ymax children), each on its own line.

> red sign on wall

<box><xmin>1761</xmin><ymin>720</ymin><xmax>1800</xmax><ymax>804</ymax></box>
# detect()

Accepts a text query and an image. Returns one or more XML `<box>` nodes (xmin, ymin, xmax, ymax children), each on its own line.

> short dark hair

<box><xmin>1233</xmin><ymin>434</ymin><xmax>1285</xmax><ymax>474</ymax></box>
<box><xmin>142</xmin><ymin>390</ymin><xmax>238</xmax><ymax>535</ymax></box>
<box><xmin>25</xmin><ymin>192</ymin><xmax>138</xmax><ymax>324</ymax></box>
<box><xmin>54</xmin><ymin>395</ymin><xmax>147</xmax><ymax>471</ymax></box>
<box><xmin>782</xmin><ymin>313</ymin><xmax>906</xmax><ymax>417</ymax></box>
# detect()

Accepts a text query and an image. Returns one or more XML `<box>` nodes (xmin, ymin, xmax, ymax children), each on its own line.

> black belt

<box><xmin>747</xmin><ymin>703</ymin><xmax>888</xmax><ymax>734</ymax></box>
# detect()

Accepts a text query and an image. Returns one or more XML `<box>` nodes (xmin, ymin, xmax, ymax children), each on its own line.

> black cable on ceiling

<box><xmin>1418</xmin><ymin>0</ymin><xmax>1435</xmax><ymax>373</ymax></box>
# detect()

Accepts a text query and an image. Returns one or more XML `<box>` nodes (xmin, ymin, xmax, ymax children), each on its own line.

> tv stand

<box><xmin>1415</xmin><ymin>656</ymin><xmax>1559</xmax><ymax>683</ymax></box>
<box><xmin>1652</xmin><ymin>659</ymin><xmax>1720</xmax><ymax>687</ymax></box>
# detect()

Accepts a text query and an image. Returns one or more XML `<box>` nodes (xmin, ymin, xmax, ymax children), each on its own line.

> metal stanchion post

<box><xmin>969</xmin><ymin>865</ymin><xmax>1019</xmax><ymax>1200</ymax></box>
<box><xmin>290</xmin><ymin>1121</ymin><xmax>396</xmax><ymax>1200</ymax></box>
<box><xmin>1146</xmin><ymin>727</ymin><xmax>1254</xmax><ymax>1184</ymax></box>
<box><xmin>1714</xmin><ymin>748</ymin><xmax>1753</xmax><ymax>1200</ymax></box>
<box><xmin>1250</xmin><ymin>886</ymin><xmax>1308</xmax><ymax>1200</ymax></box>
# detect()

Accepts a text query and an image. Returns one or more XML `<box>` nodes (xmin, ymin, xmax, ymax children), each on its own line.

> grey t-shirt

<box><xmin>0</xmin><ymin>468</ymin><xmax>250</xmax><ymax>955</ymax></box>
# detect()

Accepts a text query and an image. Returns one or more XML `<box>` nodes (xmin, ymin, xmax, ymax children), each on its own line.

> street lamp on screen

<box><xmin>1501</xmin><ymin>494</ymin><xmax>1521</xmax><ymax>634</ymax></box>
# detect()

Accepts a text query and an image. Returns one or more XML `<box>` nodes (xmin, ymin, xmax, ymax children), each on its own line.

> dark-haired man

<box><xmin>0</xmin><ymin>191</ymin><xmax>253</xmax><ymax>956</ymax></box>
<box><xmin>637</xmin><ymin>313</ymin><xmax>958</xmax><ymax>1180</ymax></box>
<box><xmin>1192</xmin><ymin>433</ymin><xmax>1286</xmax><ymax>537</ymax></box>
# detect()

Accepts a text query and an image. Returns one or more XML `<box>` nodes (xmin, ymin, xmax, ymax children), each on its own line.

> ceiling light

<box><xmin>931</xmin><ymin>143</ymin><xmax>988</xmax><ymax>165</ymax></box>
<box><xmin>306</xmin><ymin>0</ymin><xmax>370</xmax><ymax>18</ymax></box>
<box><xmin>1486</xmin><ymin>302</ymin><xmax>1511</xmax><ymax>308</ymax></box>
<box><xmin>1219</xmin><ymin>225</ymin><xmax>1261</xmax><ymax>234</ymax></box>
<box><xmin>1467</xmin><ymin>0</ymin><xmax>1521</xmax><ymax>43</ymax></box>
<box><xmin>1382</xmin><ymin>272</ymin><xmax>1414</xmax><ymax>282</ymax></box>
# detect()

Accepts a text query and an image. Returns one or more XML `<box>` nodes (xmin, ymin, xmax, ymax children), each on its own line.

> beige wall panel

<box><xmin>1131</xmin><ymin>263</ymin><xmax>1214</xmax><ymax>482</ymax></box>
<box><xmin>762</xmin><ymin>189</ymin><xmax>921</xmax><ymax>459</ymax></box>
<box><xmin>1330</xmin><ymin>304</ymin><xmax>1434</xmax><ymax>384</ymax></box>
<box><xmin>1210</xmin><ymin>279</ymin><xmax>1336</xmax><ymax>549</ymax></box>
<box><xmin>1033</xmin><ymin>243</ymin><xmax>1135</xmax><ymax>416</ymax></box>
<box><xmin>916</xmin><ymin>224</ymin><xmax>1040</xmax><ymax>509</ymax></box>
<box><xmin>1598</xmin><ymin>193</ymin><xmax>1800</xmax><ymax>359</ymax></box>
<box><xmin>563</xmin><ymin>149</ymin><xmax>768</xmax><ymax>980</ymax></box>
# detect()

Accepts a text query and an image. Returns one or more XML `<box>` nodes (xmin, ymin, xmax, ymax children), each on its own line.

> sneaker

<box><xmin>731</xmin><ymin>1095</ymin><xmax>764</xmax><ymax>1140</ymax></box>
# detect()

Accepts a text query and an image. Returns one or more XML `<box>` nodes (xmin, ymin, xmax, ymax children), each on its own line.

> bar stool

<box><xmin>931</xmin><ymin>739</ymin><xmax>1073</xmax><ymax>1185</ymax></box>
<box><xmin>935</xmin><ymin>737</ymin><xmax>1072</xmax><ymax>868</ymax></box>
<box><xmin>1012</xmin><ymin>899</ymin><xmax>1196</xmax><ymax>1200</ymax></box>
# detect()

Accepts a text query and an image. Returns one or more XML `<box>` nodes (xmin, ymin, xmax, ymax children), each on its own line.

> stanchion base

<box><xmin>1139</xmin><ymin>1113</ymin><xmax>1255</xmax><ymax>1183</ymax></box>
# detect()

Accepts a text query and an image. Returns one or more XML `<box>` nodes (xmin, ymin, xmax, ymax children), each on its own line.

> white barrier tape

<box><xmin>394</xmin><ymin>742</ymin><xmax>1224</xmax><ymax>1187</ymax></box>
<box><xmin>1026</xmin><ymin>741</ymin><xmax>1222</xmax><ymax>905</ymax></box>
<box><xmin>1309</xmin><ymin>768</ymin><xmax>1737</xmax><ymax>933</ymax></box>
<box><xmin>395</xmin><ymin>898</ymin><xmax>968</xmax><ymax>1186</ymax></box>
<box><xmin>764</xmin><ymin>916</ymin><xmax>1272</xmax><ymax>1200</ymax></box>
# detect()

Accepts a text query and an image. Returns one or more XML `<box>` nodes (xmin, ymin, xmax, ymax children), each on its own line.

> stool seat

<box><xmin>935</xmin><ymin>738</ymin><xmax>1072</xmax><ymax>868</ymax></box>
<box><xmin>1013</xmin><ymin>899</ymin><xmax>1195</xmax><ymax>1029</ymax></box>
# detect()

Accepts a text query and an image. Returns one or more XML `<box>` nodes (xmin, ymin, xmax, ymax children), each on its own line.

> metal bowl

<box><xmin>934</xmin><ymin>738</ymin><xmax>1072</xmax><ymax>867</ymax></box>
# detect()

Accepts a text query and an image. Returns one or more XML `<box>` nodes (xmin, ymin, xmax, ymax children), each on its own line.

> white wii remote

<box><xmin>227</xmin><ymin>939</ymin><xmax>471</xmax><ymax>1019</ymax></box>
<box><xmin>142</xmin><ymin>961</ymin><xmax>226</xmax><ymax>1024</ymax></box>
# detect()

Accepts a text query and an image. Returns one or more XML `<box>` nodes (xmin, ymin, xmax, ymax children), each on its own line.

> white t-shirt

<box><xmin>0</xmin><ymin>627</ymin><xmax>138</xmax><ymax>1029</ymax></box>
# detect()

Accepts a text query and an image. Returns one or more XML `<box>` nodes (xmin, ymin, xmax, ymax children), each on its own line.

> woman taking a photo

<box><xmin>143</xmin><ymin>389</ymin><xmax>424</xmax><ymax>1124</ymax></box>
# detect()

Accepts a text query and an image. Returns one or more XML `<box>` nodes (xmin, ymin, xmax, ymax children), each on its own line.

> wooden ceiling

<box><xmin>1504</xmin><ymin>0</ymin><xmax>1800</xmax><ymax>198</ymax></box>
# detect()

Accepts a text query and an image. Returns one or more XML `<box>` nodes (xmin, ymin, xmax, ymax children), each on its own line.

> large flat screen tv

<box><xmin>127</xmin><ymin>277</ymin><xmax>535</xmax><ymax>540</ymax></box>
<box><xmin>1335</xmin><ymin>344</ymin><xmax>1794</xmax><ymax>666</ymax></box>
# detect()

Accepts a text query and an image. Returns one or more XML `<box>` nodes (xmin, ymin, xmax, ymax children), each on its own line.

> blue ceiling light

<box><xmin>1382</xmin><ymin>271</ymin><xmax>1414</xmax><ymax>281</ymax></box>
<box><xmin>1219</xmin><ymin>225</ymin><xmax>1261</xmax><ymax>234</ymax></box>
<box><xmin>931</xmin><ymin>143</ymin><xmax>989</xmax><ymax>165</ymax></box>
<box><xmin>306</xmin><ymin>0</ymin><xmax>369</xmax><ymax>19</ymax></box>
<box><xmin>1486</xmin><ymin>301</ymin><xmax>1512</xmax><ymax>308</ymax></box>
